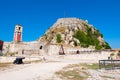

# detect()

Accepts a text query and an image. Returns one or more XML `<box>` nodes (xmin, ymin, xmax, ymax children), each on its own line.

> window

<box><xmin>19</xmin><ymin>27</ymin><xmax>21</xmax><ymax>30</ymax></box>
<box><xmin>39</xmin><ymin>46</ymin><xmax>42</xmax><ymax>49</ymax></box>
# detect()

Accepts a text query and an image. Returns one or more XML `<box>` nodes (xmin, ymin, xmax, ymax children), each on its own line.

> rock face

<box><xmin>39</xmin><ymin>18</ymin><xmax>111</xmax><ymax>50</ymax></box>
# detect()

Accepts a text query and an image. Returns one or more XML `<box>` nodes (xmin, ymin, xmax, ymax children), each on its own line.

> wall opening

<box><xmin>19</xmin><ymin>27</ymin><xmax>21</xmax><ymax>30</ymax></box>
<box><xmin>40</xmin><ymin>46</ymin><xmax>43</xmax><ymax>49</ymax></box>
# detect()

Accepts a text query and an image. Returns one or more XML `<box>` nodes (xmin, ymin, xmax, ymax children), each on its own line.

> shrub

<box><xmin>73</xmin><ymin>41</ymin><xmax>78</xmax><ymax>46</ymax></box>
<box><xmin>117</xmin><ymin>52</ymin><xmax>120</xmax><ymax>56</ymax></box>
<box><xmin>104</xmin><ymin>42</ymin><xmax>111</xmax><ymax>49</ymax></box>
<box><xmin>73</xmin><ymin>30</ymin><xmax>87</xmax><ymax>43</ymax></box>
<box><xmin>95</xmin><ymin>45</ymin><xmax>102</xmax><ymax>50</ymax></box>
<box><xmin>73</xmin><ymin>29</ymin><xmax>111</xmax><ymax>50</ymax></box>
<box><xmin>110</xmin><ymin>53</ymin><xmax>115</xmax><ymax>57</ymax></box>
<box><xmin>56</xmin><ymin>34</ymin><xmax>61</xmax><ymax>43</ymax></box>
<box><xmin>73</xmin><ymin>30</ymin><xmax>100</xmax><ymax>49</ymax></box>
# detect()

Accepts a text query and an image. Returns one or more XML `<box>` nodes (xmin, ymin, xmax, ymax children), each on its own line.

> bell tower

<box><xmin>13</xmin><ymin>25</ymin><xmax>23</xmax><ymax>42</ymax></box>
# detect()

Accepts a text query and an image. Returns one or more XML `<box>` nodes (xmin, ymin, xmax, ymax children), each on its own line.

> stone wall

<box><xmin>45</xmin><ymin>45</ymin><xmax>93</xmax><ymax>54</ymax></box>
<box><xmin>2</xmin><ymin>41</ymin><xmax>45</xmax><ymax>55</ymax></box>
<box><xmin>2</xmin><ymin>42</ymin><xmax>112</xmax><ymax>61</ymax></box>
<box><xmin>44</xmin><ymin>44</ymin><xmax>60</xmax><ymax>55</ymax></box>
<box><xmin>64</xmin><ymin>51</ymin><xmax>111</xmax><ymax>61</ymax></box>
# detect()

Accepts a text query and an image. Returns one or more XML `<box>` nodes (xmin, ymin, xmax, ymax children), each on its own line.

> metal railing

<box><xmin>99</xmin><ymin>60</ymin><xmax>120</xmax><ymax>70</ymax></box>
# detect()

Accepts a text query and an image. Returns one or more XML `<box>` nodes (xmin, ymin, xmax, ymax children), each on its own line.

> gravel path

<box><xmin>0</xmin><ymin>55</ymin><xmax>82</xmax><ymax>80</ymax></box>
<box><xmin>0</xmin><ymin>62</ymin><xmax>71</xmax><ymax>80</ymax></box>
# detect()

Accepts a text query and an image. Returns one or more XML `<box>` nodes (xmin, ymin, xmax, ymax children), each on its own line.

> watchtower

<box><xmin>13</xmin><ymin>25</ymin><xmax>23</xmax><ymax>42</ymax></box>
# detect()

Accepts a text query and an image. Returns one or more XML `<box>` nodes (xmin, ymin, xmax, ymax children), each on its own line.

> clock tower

<box><xmin>13</xmin><ymin>25</ymin><xmax>23</xmax><ymax>42</ymax></box>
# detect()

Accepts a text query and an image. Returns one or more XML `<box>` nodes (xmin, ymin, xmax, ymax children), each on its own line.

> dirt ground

<box><xmin>0</xmin><ymin>55</ymin><xmax>120</xmax><ymax>80</ymax></box>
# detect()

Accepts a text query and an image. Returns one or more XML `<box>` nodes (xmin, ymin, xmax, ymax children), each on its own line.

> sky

<box><xmin>0</xmin><ymin>0</ymin><xmax>120</xmax><ymax>48</ymax></box>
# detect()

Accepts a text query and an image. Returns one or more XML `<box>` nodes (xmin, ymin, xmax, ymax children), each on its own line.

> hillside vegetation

<box><xmin>39</xmin><ymin>18</ymin><xmax>111</xmax><ymax>50</ymax></box>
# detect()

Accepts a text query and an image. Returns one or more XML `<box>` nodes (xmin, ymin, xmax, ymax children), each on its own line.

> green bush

<box><xmin>104</xmin><ymin>42</ymin><xmax>111</xmax><ymax>49</ymax></box>
<box><xmin>56</xmin><ymin>34</ymin><xmax>61</xmax><ymax>43</ymax></box>
<box><xmin>81</xmin><ymin>43</ymin><xmax>89</xmax><ymax>48</ymax></box>
<box><xmin>117</xmin><ymin>52</ymin><xmax>120</xmax><ymax>56</ymax></box>
<box><xmin>95</xmin><ymin>45</ymin><xmax>102</xmax><ymax>50</ymax></box>
<box><xmin>73</xmin><ymin>41</ymin><xmax>78</xmax><ymax>46</ymax></box>
<box><xmin>73</xmin><ymin>28</ymin><xmax>111</xmax><ymax>50</ymax></box>
<box><xmin>73</xmin><ymin>30</ymin><xmax>87</xmax><ymax>43</ymax></box>
<box><xmin>110</xmin><ymin>53</ymin><xmax>115</xmax><ymax>57</ymax></box>
<box><xmin>73</xmin><ymin>30</ymin><xmax>100</xmax><ymax>48</ymax></box>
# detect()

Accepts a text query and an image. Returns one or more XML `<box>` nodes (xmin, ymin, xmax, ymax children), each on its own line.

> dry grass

<box><xmin>56</xmin><ymin>69</ymin><xmax>88</xmax><ymax>80</ymax></box>
<box><xmin>55</xmin><ymin>63</ymin><xmax>99</xmax><ymax>80</ymax></box>
<box><xmin>63</xmin><ymin>63</ymin><xmax>99</xmax><ymax>70</ymax></box>
<box><xmin>0</xmin><ymin>62</ymin><xmax>12</xmax><ymax>71</ymax></box>
<box><xmin>100</xmin><ymin>75</ymin><xmax>115</xmax><ymax>79</ymax></box>
<box><xmin>54</xmin><ymin>27</ymin><xmax>66</xmax><ymax>33</ymax></box>
<box><xmin>0</xmin><ymin>62</ymin><xmax>11</xmax><ymax>67</ymax></box>
<box><xmin>24</xmin><ymin>59</ymin><xmax>42</xmax><ymax>64</ymax></box>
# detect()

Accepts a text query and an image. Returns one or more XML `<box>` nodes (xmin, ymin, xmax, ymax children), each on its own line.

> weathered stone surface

<box><xmin>2</xmin><ymin>41</ymin><xmax>45</xmax><ymax>55</ymax></box>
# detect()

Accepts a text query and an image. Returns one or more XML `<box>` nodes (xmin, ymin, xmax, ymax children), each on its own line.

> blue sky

<box><xmin>0</xmin><ymin>0</ymin><xmax>120</xmax><ymax>48</ymax></box>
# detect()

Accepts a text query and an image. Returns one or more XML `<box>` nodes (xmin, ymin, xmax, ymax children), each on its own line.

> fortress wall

<box><xmin>2</xmin><ymin>42</ymin><xmax>44</xmax><ymax>55</ymax></box>
<box><xmin>45</xmin><ymin>45</ymin><xmax>112</xmax><ymax>61</ymax></box>
<box><xmin>2</xmin><ymin>43</ymin><xmax>113</xmax><ymax>62</ymax></box>
<box><xmin>45</xmin><ymin>45</ymin><xmax>60</xmax><ymax>55</ymax></box>
<box><xmin>65</xmin><ymin>51</ymin><xmax>111</xmax><ymax>61</ymax></box>
<box><xmin>0</xmin><ymin>52</ymin><xmax>111</xmax><ymax>63</ymax></box>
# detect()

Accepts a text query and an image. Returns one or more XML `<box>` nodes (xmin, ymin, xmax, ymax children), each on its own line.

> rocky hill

<box><xmin>38</xmin><ymin>18</ymin><xmax>111</xmax><ymax>50</ymax></box>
